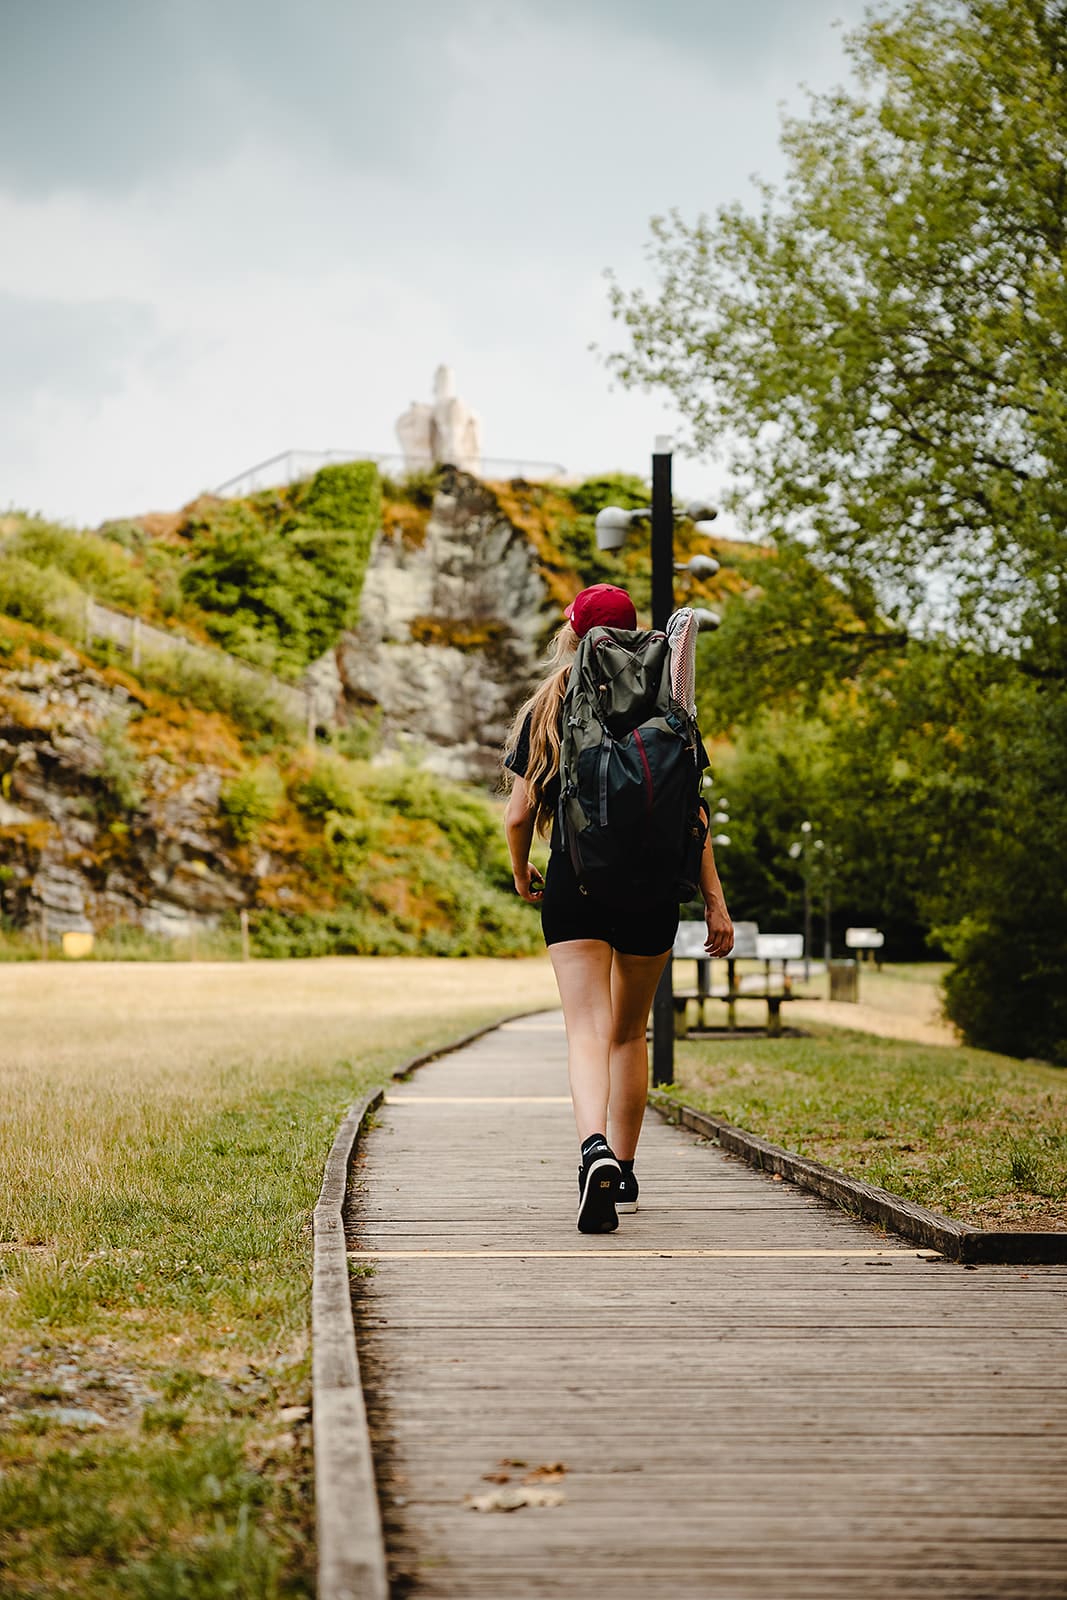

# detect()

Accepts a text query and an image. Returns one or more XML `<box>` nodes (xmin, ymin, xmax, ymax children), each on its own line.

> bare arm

<box><xmin>504</xmin><ymin>778</ymin><xmax>544</xmax><ymax>903</ymax></box>
<box><xmin>700</xmin><ymin>824</ymin><xmax>733</xmax><ymax>957</ymax></box>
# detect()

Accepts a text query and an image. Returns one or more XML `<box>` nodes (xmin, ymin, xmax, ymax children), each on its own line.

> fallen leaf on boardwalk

<box><xmin>482</xmin><ymin>1471</ymin><xmax>512</xmax><ymax>1483</ymax></box>
<box><xmin>772</xmin><ymin>1174</ymin><xmax>783</xmax><ymax>1182</ymax></box>
<box><xmin>521</xmin><ymin>1487</ymin><xmax>565</xmax><ymax>1508</ymax></box>
<box><xmin>466</xmin><ymin>1486</ymin><xmax>565</xmax><ymax>1512</ymax></box>
<box><xmin>467</xmin><ymin>1488</ymin><xmax>527</xmax><ymax>1512</ymax></box>
<box><xmin>523</xmin><ymin>1463</ymin><xmax>568</xmax><ymax>1484</ymax></box>
<box><xmin>498</xmin><ymin>1457</ymin><xmax>528</xmax><ymax>1468</ymax></box>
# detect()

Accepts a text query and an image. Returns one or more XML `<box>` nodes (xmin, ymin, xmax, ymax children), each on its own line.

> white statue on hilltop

<box><xmin>395</xmin><ymin>365</ymin><xmax>482</xmax><ymax>474</ymax></box>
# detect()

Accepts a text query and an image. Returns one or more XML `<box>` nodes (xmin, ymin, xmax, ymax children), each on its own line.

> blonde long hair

<box><xmin>502</xmin><ymin>622</ymin><xmax>578</xmax><ymax>836</ymax></box>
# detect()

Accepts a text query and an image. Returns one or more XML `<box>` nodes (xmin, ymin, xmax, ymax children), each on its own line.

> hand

<box><xmin>513</xmin><ymin>863</ymin><xmax>544</xmax><ymax>904</ymax></box>
<box><xmin>704</xmin><ymin>901</ymin><xmax>733</xmax><ymax>958</ymax></box>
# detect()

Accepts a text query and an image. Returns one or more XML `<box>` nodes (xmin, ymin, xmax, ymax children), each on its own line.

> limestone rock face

<box><xmin>0</xmin><ymin>656</ymin><xmax>248</xmax><ymax>938</ymax></box>
<box><xmin>338</xmin><ymin>469</ymin><xmax>550</xmax><ymax>782</ymax></box>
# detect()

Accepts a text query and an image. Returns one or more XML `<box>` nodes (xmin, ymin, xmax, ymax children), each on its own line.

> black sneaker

<box><xmin>617</xmin><ymin>1167</ymin><xmax>639</xmax><ymax>1214</ymax></box>
<box><xmin>576</xmin><ymin>1140</ymin><xmax>621</xmax><ymax>1234</ymax></box>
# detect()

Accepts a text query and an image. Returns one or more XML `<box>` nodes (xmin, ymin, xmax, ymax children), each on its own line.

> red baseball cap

<box><xmin>564</xmin><ymin>584</ymin><xmax>638</xmax><ymax>638</ymax></box>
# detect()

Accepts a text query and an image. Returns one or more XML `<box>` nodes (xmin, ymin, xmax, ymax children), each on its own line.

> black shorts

<box><xmin>540</xmin><ymin>850</ymin><xmax>680</xmax><ymax>957</ymax></box>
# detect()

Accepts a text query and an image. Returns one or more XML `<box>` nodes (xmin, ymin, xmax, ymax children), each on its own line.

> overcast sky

<box><xmin>0</xmin><ymin>0</ymin><xmax>870</xmax><ymax>528</ymax></box>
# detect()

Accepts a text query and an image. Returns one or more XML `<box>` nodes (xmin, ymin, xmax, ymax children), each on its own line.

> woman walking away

<box><xmin>503</xmin><ymin>584</ymin><xmax>733</xmax><ymax>1234</ymax></box>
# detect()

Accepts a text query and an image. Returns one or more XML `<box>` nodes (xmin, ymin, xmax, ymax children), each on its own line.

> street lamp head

<box><xmin>683</xmin><ymin>501</ymin><xmax>718</xmax><ymax>524</ymax></box>
<box><xmin>681</xmin><ymin>553</ymin><xmax>720</xmax><ymax>580</ymax></box>
<box><xmin>594</xmin><ymin>506</ymin><xmax>635</xmax><ymax>551</ymax></box>
<box><xmin>693</xmin><ymin>607</ymin><xmax>721</xmax><ymax>632</ymax></box>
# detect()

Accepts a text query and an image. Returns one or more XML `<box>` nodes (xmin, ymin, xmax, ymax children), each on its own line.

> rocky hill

<box><xmin>0</xmin><ymin>464</ymin><xmax>738</xmax><ymax>955</ymax></box>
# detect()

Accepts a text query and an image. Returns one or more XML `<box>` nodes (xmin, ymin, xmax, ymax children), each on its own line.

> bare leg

<box><xmin>548</xmin><ymin>939</ymin><xmax>614</xmax><ymax>1143</ymax></box>
<box><xmin>608</xmin><ymin>949</ymin><xmax>671</xmax><ymax>1160</ymax></box>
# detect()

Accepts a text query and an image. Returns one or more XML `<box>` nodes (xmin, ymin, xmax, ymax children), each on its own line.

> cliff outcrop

<box><xmin>339</xmin><ymin>469</ymin><xmax>552</xmax><ymax>781</ymax></box>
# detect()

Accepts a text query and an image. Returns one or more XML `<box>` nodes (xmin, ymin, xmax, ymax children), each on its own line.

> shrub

<box><xmin>137</xmin><ymin>651</ymin><xmax>301</xmax><ymax>746</ymax></box>
<box><xmin>941</xmin><ymin>915</ymin><xmax>1067</xmax><ymax>1068</ymax></box>
<box><xmin>219</xmin><ymin>765</ymin><xmax>284</xmax><ymax>844</ymax></box>
<box><xmin>292</xmin><ymin>752</ymin><xmax>364</xmax><ymax>819</ymax></box>
<box><xmin>94</xmin><ymin>716</ymin><xmax>144</xmax><ymax>813</ymax></box>
<box><xmin>8</xmin><ymin>517</ymin><xmax>155</xmax><ymax>614</ymax></box>
<box><xmin>0</xmin><ymin>556</ymin><xmax>82</xmax><ymax>637</ymax></box>
<box><xmin>568</xmin><ymin>473</ymin><xmax>650</xmax><ymax>516</ymax></box>
<box><xmin>179</xmin><ymin>462</ymin><xmax>382</xmax><ymax>675</ymax></box>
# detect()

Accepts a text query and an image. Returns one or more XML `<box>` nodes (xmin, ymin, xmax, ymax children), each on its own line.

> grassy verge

<box><xmin>0</xmin><ymin>958</ymin><xmax>559</xmax><ymax>1597</ymax></box>
<box><xmin>673</xmin><ymin>1023</ymin><xmax>1067</xmax><ymax>1232</ymax></box>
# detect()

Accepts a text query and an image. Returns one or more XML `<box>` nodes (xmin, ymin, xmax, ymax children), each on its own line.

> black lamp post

<box><xmin>593</xmin><ymin>437</ymin><xmax>720</xmax><ymax>1085</ymax></box>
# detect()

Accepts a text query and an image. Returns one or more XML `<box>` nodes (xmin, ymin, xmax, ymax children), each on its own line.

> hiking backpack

<box><xmin>557</xmin><ymin>622</ymin><xmax>707</xmax><ymax>909</ymax></box>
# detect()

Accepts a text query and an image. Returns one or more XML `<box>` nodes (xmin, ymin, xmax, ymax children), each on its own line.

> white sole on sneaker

<box><xmin>577</xmin><ymin>1155</ymin><xmax>621</xmax><ymax>1233</ymax></box>
<box><xmin>617</xmin><ymin>1199</ymin><xmax>638</xmax><ymax>1214</ymax></box>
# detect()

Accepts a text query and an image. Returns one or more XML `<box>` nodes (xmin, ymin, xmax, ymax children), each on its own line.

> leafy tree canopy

<box><xmin>607</xmin><ymin>0</ymin><xmax>1067</xmax><ymax>661</ymax></box>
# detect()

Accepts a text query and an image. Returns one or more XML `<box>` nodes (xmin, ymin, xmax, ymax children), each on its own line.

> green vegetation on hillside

<box><xmin>180</xmin><ymin>462</ymin><xmax>380</xmax><ymax>676</ymax></box>
<box><xmin>0</xmin><ymin>460</ymin><xmax>381</xmax><ymax>682</ymax></box>
<box><xmin>0</xmin><ymin>615</ymin><xmax>542</xmax><ymax>960</ymax></box>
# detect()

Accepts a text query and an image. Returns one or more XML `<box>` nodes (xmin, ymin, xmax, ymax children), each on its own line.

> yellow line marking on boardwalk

<box><xmin>384</xmin><ymin>1096</ymin><xmax>573</xmax><ymax>1105</ymax></box>
<box><xmin>349</xmin><ymin>1248</ymin><xmax>939</xmax><ymax>1260</ymax></box>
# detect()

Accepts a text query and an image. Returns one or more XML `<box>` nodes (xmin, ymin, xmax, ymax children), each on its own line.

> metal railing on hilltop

<box><xmin>214</xmin><ymin>450</ymin><xmax>567</xmax><ymax>500</ymax></box>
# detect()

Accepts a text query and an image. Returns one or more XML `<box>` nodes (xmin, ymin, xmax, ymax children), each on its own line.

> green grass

<box><xmin>673</xmin><ymin>1023</ymin><xmax>1067</xmax><ymax>1230</ymax></box>
<box><xmin>0</xmin><ymin>958</ymin><xmax>559</xmax><ymax>1596</ymax></box>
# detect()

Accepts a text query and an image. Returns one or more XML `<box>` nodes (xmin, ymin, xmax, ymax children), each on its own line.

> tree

<box><xmin>607</xmin><ymin>0</ymin><xmax>1067</xmax><ymax>1061</ymax></box>
<box><xmin>607</xmin><ymin>0</ymin><xmax>1067</xmax><ymax>658</ymax></box>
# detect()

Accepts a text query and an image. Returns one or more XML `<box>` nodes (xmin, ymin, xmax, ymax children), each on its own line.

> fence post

<box><xmin>240</xmin><ymin>908</ymin><xmax>251</xmax><ymax>962</ymax></box>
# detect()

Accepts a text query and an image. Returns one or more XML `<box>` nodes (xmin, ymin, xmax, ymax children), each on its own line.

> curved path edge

<box><xmin>311</xmin><ymin>1009</ymin><xmax>557</xmax><ymax>1600</ymax></box>
<box><xmin>649</xmin><ymin>1089</ymin><xmax>1067</xmax><ymax>1264</ymax></box>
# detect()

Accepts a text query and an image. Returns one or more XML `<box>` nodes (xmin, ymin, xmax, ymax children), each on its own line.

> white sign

<box><xmin>673</xmin><ymin>921</ymin><xmax>708</xmax><ymax>959</ymax></box>
<box><xmin>845</xmin><ymin>927</ymin><xmax>885</xmax><ymax>949</ymax></box>
<box><xmin>673</xmin><ymin>919</ymin><xmax>760</xmax><ymax>960</ymax></box>
<box><xmin>727</xmin><ymin>921</ymin><xmax>759</xmax><ymax>959</ymax></box>
<box><xmin>757</xmin><ymin>933</ymin><xmax>804</xmax><ymax>961</ymax></box>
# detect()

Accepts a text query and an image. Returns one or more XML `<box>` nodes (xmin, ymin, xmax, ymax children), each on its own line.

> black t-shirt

<box><xmin>505</xmin><ymin>712</ymin><xmax>563</xmax><ymax>851</ymax></box>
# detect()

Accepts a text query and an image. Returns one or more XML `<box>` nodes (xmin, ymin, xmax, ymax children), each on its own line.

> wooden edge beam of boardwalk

<box><xmin>325</xmin><ymin>1014</ymin><xmax>1067</xmax><ymax>1599</ymax></box>
<box><xmin>311</xmin><ymin>1012</ymin><xmax>553</xmax><ymax>1600</ymax></box>
<box><xmin>647</xmin><ymin>1091</ymin><xmax>1067</xmax><ymax>1266</ymax></box>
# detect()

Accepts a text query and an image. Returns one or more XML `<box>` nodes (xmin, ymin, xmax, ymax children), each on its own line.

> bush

<box><xmin>568</xmin><ymin>473</ymin><xmax>650</xmax><ymax>517</ymax></box>
<box><xmin>94</xmin><ymin>716</ymin><xmax>144</xmax><ymax>813</ymax></box>
<box><xmin>941</xmin><ymin>916</ymin><xmax>1067</xmax><ymax>1068</ymax></box>
<box><xmin>179</xmin><ymin>462</ymin><xmax>382</xmax><ymax>675</ymax></box>
<box><xmin>137</xmin><ymin>651</ymin><xmax>301</xmax><ymax>746</ymax></box>
<box><xmin>0</xmin><ymin>556</ymin><xmax>82</xmax><ymax>637</ymax></box>
<box><xmin>8</xmin><ymin>517</ymin><xmax>155</xmax><ymax>614</ymax></box>
<box><xmin>292</xmin><ymin>752</ymin><xmax>364</xmax><ymax>819</ymax></box>
<box><xmin>219</xmin><ymin>765</ymin><xmax>284</xmax><ymax>844</ymax></box>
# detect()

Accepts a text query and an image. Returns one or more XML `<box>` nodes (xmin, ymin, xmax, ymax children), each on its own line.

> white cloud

<box><xmin>0</xmin><ymin>0</ymin><xmax>869</xmax><ymax>524</ymax></box>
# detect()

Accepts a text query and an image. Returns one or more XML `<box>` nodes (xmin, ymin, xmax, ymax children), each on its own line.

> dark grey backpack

<box><xmin>558</xmin><ymin>625</ymin><xmax>707</xmax><ymax>908</ymax></box>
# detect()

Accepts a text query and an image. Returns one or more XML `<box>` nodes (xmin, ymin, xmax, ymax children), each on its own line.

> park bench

<box><xmin>670</xmin><ymin>921</ymin><xmax>803</xmax><ymax>1037</ymax></box>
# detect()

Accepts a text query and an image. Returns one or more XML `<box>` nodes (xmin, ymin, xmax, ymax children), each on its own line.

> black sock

<box><xmin>580</xmin><ymin>1133</ymin><xmax>609</xmax><ymax>1160</ymax></box>
<box><xmin>619</xmin><ymin>1159</ymin><xmax>635</xmax><ymax>1175</ymax></box>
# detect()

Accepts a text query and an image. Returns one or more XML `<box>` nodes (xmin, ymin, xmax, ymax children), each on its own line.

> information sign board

<box><xmin>757</xmin><ymin>933</ymin><xmax>804</xmax><ymax>961</ymax></box>
<box><xmin>845</xmin><ymin>927</ymin><xmax>885</xmax><ymax>949</ymax></box>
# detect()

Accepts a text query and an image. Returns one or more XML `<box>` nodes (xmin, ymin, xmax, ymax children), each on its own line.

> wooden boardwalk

<box><xmin>345</xmin><ymin>1014</ymin><xmax>1067</xmax><ymax>1599</ymax></box>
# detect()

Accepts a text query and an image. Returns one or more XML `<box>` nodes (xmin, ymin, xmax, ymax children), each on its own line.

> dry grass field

<box><xmin>0</xmin><ymin>956</ymin><xmax>560</xmax><ymax>1598</ymax></box>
